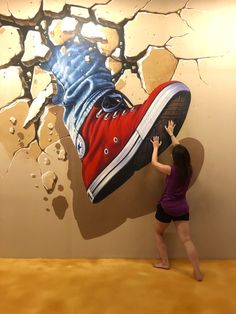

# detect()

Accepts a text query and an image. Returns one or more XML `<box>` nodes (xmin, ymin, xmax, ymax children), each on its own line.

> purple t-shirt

<box><xmin>159</xmin><ymin>166</ymin><xmax>191</xmax><ymax>216</ymax></box>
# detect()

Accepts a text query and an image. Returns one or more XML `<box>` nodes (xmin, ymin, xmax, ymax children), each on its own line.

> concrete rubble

<box><xmin>0</xmin><ymin>67</ymin><xmax>26</xmax><ymax>109</ymax></box>
<box><xmin>0</xmin><ymin>26</ymin><xmax>23</xmax><ymax>68</ymax></box>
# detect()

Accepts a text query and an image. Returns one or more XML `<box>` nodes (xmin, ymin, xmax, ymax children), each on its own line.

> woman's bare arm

<box><xmin>165</xmin><ymin>120</ymin><xmax>180</xmax><ymax>146</ymax></box>
<box><xmin>151</xmin><ymin>136</ymin><xmax>171</xmax><ymax>175</ymax></box>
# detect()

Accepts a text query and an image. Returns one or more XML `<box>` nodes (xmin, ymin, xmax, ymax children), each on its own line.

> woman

<box><xmin>151</xmin><ymin>120</ymin><xmax>203</xmax><ymax>281</ymax></box>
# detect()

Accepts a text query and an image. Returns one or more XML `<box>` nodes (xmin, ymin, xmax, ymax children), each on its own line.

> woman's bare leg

<box><xmin>154</xmin><ymin>220</ymin><xmax>170</xmax><ymax>269</ymax></box>
<box><xmin>174</xmin><ymin>220</ymin><xmax>203</xmax><ymax>281</ymax></box>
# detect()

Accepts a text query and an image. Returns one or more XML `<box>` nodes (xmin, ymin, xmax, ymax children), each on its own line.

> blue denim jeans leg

<box><xmin>41</xmin><ymin>37</ymin><xmax>115</xmax><ymax>146</ymax></box>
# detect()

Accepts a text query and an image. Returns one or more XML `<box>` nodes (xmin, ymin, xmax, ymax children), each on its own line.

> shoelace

<box><xmin>96</xmin><ymin>90</ymin><xmax>135</xmax><ymax>119</ymax></box>
<box><xmin>101</xmin><ymin>90</ymin><xmax>133</xmax><ymax>113</ymax></box>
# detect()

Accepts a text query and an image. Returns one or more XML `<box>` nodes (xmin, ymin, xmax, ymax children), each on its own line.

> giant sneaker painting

<box><xmin>22</xmin><ymin>18</ymin><xmax>190</xmax><ymax>203</ymax></box>
<box><xmin>30</xmin><ymin>32</ymin><xmax>190</xmax><ymax>202</ymax></box>
<box><xmin>0</xmin><ymin>6</ymin><xmax>191</xmax><ymax>204</ymax></box>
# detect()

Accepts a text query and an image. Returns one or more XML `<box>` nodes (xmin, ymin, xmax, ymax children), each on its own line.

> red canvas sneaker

<box><xmin>76</xmin><ymin>81</ymin><xmax>191</xmax><ymax>203</ymax></box>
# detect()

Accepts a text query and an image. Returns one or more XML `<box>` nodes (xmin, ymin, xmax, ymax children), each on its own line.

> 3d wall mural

<box><xmin>0</xmin><ymin>0</ymin><xmax>236</xmax><ymax>258</ymax></box>
<box><xmin>0</xmin><ymin>0</ymin><xmax>191</xmax><ymax>203</ymax></box>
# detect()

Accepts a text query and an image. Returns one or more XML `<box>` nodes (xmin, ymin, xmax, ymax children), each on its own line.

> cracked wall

<box><xmin>0</xmin><ymin>0</ymin><xmax>236</xmax><ymax>258</ymax></box>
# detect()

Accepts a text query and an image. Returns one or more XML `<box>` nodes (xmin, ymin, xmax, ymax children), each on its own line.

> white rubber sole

<box><xmin>87</xmin><ymin>82</ymin><xmax>190</xmax><ymax>202</ymax></box>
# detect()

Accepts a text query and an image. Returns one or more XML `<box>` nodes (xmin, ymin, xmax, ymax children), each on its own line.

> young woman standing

<box><xmin>151</xmin><ymin>120</ymin><xmax>203</xmax><ymax>281</ymax></box>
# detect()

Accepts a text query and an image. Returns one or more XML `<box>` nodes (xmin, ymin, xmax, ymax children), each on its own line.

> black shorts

<box><xmin>155</xmin><ymin>204</ymin><xmax>189</xmax><ymax>223</ymax></box>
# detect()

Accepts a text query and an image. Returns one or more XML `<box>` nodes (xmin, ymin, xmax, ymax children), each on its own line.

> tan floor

<box><xmin>0</xmin><ymin>259</ymin><xmax>235</xmax><ymax>314</ymax></box>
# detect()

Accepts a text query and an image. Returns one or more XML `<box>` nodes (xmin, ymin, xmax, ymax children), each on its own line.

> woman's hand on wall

<box><xmin>151</xmin><ymin>136</ymin><xmax>162</xmax><ymax>149</ymax></box>
<box><xmin>165</xmin><ymin>120</ymin><xmax>176</xmax><ymax>136</ymax></box>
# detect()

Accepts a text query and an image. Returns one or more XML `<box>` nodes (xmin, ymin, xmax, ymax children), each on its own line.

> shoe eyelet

<box><xmin>113</xmin><ymin>137</ymin><xmax>118</xmax><ymax>143</ymax></box>
<box><xmin>104</xmin><ymin>113</ymin><xmax>110</xmax><ymax>120</ymax></box>
<box><xmin>112</xmin><ymin>111</ymin><xmax>118</xmax><ymax>119</ymax></box>
<box><xmin>122</xmin><ymin>110</ymin><xmax>127</xmax><ymax>116</ymax></box>
<box><xmin>104</xmin><ymin>148</ymin><xmax>109</xmax><ymax>155</ymax></box>
<box><xmin>96</xmin><ymin>109</ymin><xmax>103</xmax><ymax>118</ymax></box>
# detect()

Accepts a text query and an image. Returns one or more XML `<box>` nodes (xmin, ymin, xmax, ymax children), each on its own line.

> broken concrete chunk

<box><xmin>111</xmin><ymin>47</ymin><xmax>121</xmax><ymax>60</ymax></box>
<box><xmin>9</xmin><ymin>127</ymin><xmax>15</xmax><ymax>134</ymax></box>
<box><xmin>124</xmin><ymin>12</ymin><xmax>189</xmax><ymax>58</ymax></box>
<box><xmin>58</xmin><ymin>149</ymin><xmax>67</xmax><ymax>161</ymax></box>
<box><xmin>81</xmin><ymin>22</ymin><xmax>119</xmax><ymax>56</ymax></box>
<box><xmin>38</xmin><ymin>105</ymin><xmax>69</xmax><ymax>150</ymax></box>
<box><xmin>97</xmin><ymin>27</ymin><xmax>119</xmax><ymax>56</ymax></box>
<box><xmin>115</xmin><ymin>69</ymin><xmax>148</xmax><ymax>106</ymax></box>
<box><xmin>81</xmin><ymin>22</ymin><xmax>107</xmax><ymax>42</ymax></box>
<box><xmin>23</xmin><ymin>92</ymin><xmax>48</xmax><ymax>128</ymax></box>
<box><xmin>21</xmin><ymin>31</ymin><xmax>51</xmax><ymax>67</ymax></box>
<box><xmin>37</xmin><ymin>137</ymin><xmax>75</xmax><ymax>202</ymax></box>
<box><xmin>7</xmin><ymin>0</ymin><xmax>41</xmax><ymax>25</ymax></box>
<box><xmin>41</xmin><ymin>170</ymin><xmax>57</xmax><ymax>193</ymax></box>
<box><xmin>70</xmin><ymin>6</ymin><xmax>90</xmax><ymax>21</ymax></box>
<box><xmin>23</xmin><ymin>82</ymin><xmax>57</xmax><ymax>128</ymax></box>
<box><xmin>137</xmin><ymin>47</ymin><xmax>178</xmax><ymax>93</ymax></box>
<box><xmin>105</xmin><ymin>57</ymin><xmax>122</xmax><ymax>75</ymax></box>
<box><xmin>43</xmin><ymin>0</ymin><xmax>66</xmax><ymax>16</ymax></box>
<box><xmin>61</xmin><ymin>17</ymin><xmax>78</xmax><ymax>32</ymax></box>
<box><xmin>45</xmin><ymin>82</ymin><xmax>57</xmax><ymax>97</ymax></box>
<box><xmin>40</xmin><ymin>20</ymin><xmax>47</xmax><ymax>30</ymax></box>
<box><xmin>60</xmin><ymin>46</ymin><xmax>67</xmax><ymax>54</ymax></box>
<box><xmin>31</xmin><ymin>66</ymin><xmax>56</xmax><ymax>99</ymax></box>
<box><xmin>73</xmin><ymin>36</ymin><xmax>80</xmax><ymax>44</ymax></box>
<box><xmin>93</xmin><ymin>0</ymin><xmax>148</xmax><ymax>25</ymax></box>
<box><xmin>0</xmin><ymin>26</ymin><xmax>23</xmax><ymax>68</ymax></box>
<box><xmin>0</xmin><ymin>66</ymin><xmax>26</xmax><ymax>109</ymax></box>
<box><xmin>10</xmin><ymin>117</ymin><xmax>17</xmax><ymax>125</ymax></box>
<box><xmin>48</xmin><ymin>17</ymin><xmax>78</xmax><ymax>46</ymax></box>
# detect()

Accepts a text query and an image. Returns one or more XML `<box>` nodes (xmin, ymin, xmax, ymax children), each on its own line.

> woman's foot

<box><xmin>153</xmin><ymin>262</ymin><xmax>170</xmax><ymax>270</ymax></box>
<box><xmin>193</xmin><ymin>269</ymin><xmax>204</xmax><ymax>281</ymax></box>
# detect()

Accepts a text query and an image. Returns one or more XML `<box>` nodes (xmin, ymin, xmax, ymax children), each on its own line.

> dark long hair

<box><xmin>172</xmin><ymin>145</ymin><xmax>192</xmax><ymax>182</ymax></box>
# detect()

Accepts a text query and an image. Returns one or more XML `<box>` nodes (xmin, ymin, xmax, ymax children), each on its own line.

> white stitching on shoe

<box><xmin>112</xmin><ymin>111</ymin><xmax>118</xmax><ymax>118</ymax></box>
<box><xmin>96</xmin><ymin>109</ymin><xmax>103</xmax><ymax>118</ymax></box>
<box><xmin>104</xmin><ymin>113</ymin><xmax>110</xmax><ymax>120</ymax></box>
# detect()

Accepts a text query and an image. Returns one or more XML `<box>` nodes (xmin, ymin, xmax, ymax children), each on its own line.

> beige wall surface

<box><xmin>0</xmin><ymin>0</ymin><xmax>236</xmax><ymax>258</ymax></box>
